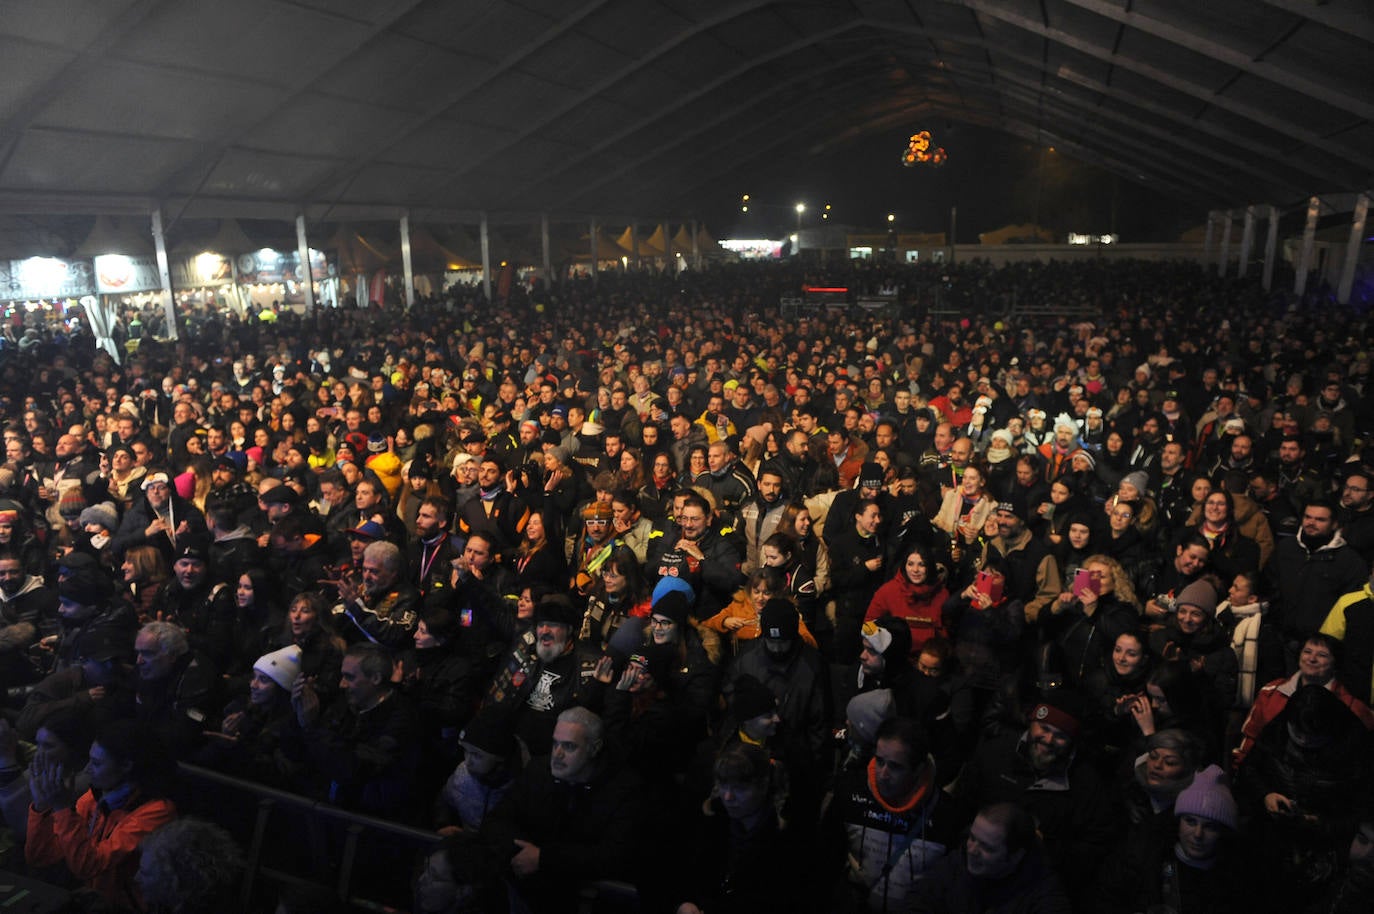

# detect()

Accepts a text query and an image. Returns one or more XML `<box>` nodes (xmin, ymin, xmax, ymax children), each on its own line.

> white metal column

<box><xmin>150</xmin><ymin>209</ymin><xmax>178</xmax><ymax>340</ymax></box>
<box><xmin>399</xmin><ymin>213</ymin><xmax>414</xmax><ymax>308</ymax></box>
<box><xmin>1261</xmin><ymin>206</ymin><xmax>1280</xmax><ymax>292</ymax></box>
<box><xmin>541</xmin><ymin>213</ymin><xmax>551</xmax><ymax>279</ymax></box>
<box><xmin>630</xmin><ymin>222</ymin><xmax>639</xmax><ymax>270</ymax></box>
<box><xmin>590</xmin><ymin>217</ymin><xmax>598</xmax><ymax>278</ymax></box>
<box><xmin>1337</xmin><ymin>193</ymin><xmax>1369</xmax><ymax>305</ymax></box>
<box><xmin>1216</xmin><ymin>211</ymin><xmax>1232</xmax><ymax>278</ymax></box>
<box><xmin>691</xmin><ymin>218</ymin><xmax>700</xmax><ymax>271</ymax></box>
<box><xmin>1237</xmin><ymin>206</ymin><xmax>1256</xmax><ymax>279</ymax></box>
<box><xmin>295</xmin><ymin>213</ymin><xmax>315</xmax><ymax>312</ymax></box>
<box><xmin>1203</xmin><ymin>211</ymin><xmax>1217</xmax><ymax>270</ymax></box>
<box><xmin>1295</xmin><ymin>196</ymin><xmax>1321</xmax><ymax>297</ymax></box>
<box><xmin>479</xmin><ymin>212</ymin><xmax>492</xmax><ymax>302</ymax></box>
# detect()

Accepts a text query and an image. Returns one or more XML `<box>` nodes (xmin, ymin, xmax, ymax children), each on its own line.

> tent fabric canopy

<box><xmin>0</xmin><ymin>0</ymin><xmax>1363</xmax><ymax>228</ymax></box>
<box><xmin>978</xmin><ymin>224</ymin><xmax>1057</xmax><ymax>245</ymax></box>
<box><xmin>615</xmin><ymin>225</ymin><xmax>667</xmax><ymax>258</ymax></box>
<box><xmin>81</xmin><ymin>299</ymin><xmax>121</xmax><ymax>364</ymax></box>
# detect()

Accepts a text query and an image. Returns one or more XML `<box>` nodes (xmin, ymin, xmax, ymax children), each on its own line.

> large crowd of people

<box><xmin>0</xmin><ymin>256</ymin><xmax>1371</xmax><ymax>913</ymax></box>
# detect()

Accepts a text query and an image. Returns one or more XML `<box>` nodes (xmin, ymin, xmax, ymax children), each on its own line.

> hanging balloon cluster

<box><xmin>901</xmin><ymin>130</ymin><xmax>947</xmax><ymax>167</ymax></box>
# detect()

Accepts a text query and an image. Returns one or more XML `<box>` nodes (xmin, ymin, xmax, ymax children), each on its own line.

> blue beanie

<box><xmin>652</xmin><ymin>575</ymin><xmax>696</xmax><ymax>609</ymax></box>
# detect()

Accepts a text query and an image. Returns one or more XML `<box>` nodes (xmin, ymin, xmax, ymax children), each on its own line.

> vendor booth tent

<box><xmin>615</xmin><ymin>224</ymin><xmax>668</xmax><ymax>258</ymax></box>
<box><xmin>978</xmin><ymin>224</ymin><xmax>1056</xmax><ymax>245</ymax></box>
<box><xmin>407</xmin><ymin>225</ymin><xmax>478</xmax><ymax>272</ymax></box>
<box><xmin>74</xmin><ymin>216</ymin><xmax>153</xmax><ymax>257</ymax></box>
<box><xmin>560</xmin><ymin>229</ymin><xmax>627</xmax><ymax>263</ymax></box>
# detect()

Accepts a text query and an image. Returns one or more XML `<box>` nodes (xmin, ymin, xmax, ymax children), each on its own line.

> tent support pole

<box><xmin>480</xmin><ymin>212</ymin><xmax>492</xmax><ymax>302</ymax></box>
<box><xmin>1237</xmin><ymin>205</ymin><xmax>1255</xmax><ymax>279</ymax></box>
<box><xmin>295</xmin><ymin>213</ymin><xmax>315</xmax><ymax>313</ymax></box>
<box><xmin>541</xmin><ymin>213</ymin><xmax>552</xmax><ymax>280</ymax></box>
<box><xmin>1295</xmin><ymin>196</ymin><xmax>1320</xmax><ymax>297</ymax></box>
<box><xmin>400</xmin><ymin>213</ymin><xmax>414</xmax><ymax>309</ymax></box>
<box><xmin>1337</xmin><ymin>193</ymin><xmax>1369</xmax><ymax>305</ymax></box>
<box><xmin>1261</xmin><ymin>206</ymin><xmax>1279</xmax><ymax>292</ymax></box>
<box><xmin>151</xmin><ymin>208</ymin><xmax>178</xmax><ymax>341</ymax></box>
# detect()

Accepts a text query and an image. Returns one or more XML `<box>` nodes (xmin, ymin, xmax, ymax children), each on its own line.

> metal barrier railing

<box><xmin>175</xmin><ymin>762</ymin><xmax>441</xmax><ymax>913</ymax></box>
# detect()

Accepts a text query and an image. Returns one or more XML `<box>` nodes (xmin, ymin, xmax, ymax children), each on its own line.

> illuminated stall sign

<box><xmin>719</xmin><ymin>239</ymin><xmax>784</xmax><ymax>260</ymax></box>
<box><xmin>1</xmin><ymin>257</ymin><xmax>96</xmax><ymax>300</ymax></box>
<box><xmin>235</xmin><ymin>249</ymin><xmax>332</xmax><ymax>284</ymax></box>
<box><xmin>94</xmin><ymin>255</ymin><xmax>161</xmax><ymax>294</ymax></box>
<box><xmin>173</xmin><ymin>253</ymin><xmax>233</xmax><ymax>286</ymax></box>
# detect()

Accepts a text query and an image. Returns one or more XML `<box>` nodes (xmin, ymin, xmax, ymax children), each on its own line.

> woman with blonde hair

<box><xmin>1045</xmin><ymin>553</ymin><xmax>1143</xmax><ymax>688</ymax></box>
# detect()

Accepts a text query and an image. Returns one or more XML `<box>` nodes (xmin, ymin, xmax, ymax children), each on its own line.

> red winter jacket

<box><xmin>865</xmin><ymin>573</ymin><xmax>950</xmax><ymax>655</ymax></box>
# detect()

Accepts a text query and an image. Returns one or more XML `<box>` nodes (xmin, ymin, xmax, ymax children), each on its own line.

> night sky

<box><xmin>706</xmin><ymin>123</ymin><xmax>1200</xmax><ymax>244</ymax></box>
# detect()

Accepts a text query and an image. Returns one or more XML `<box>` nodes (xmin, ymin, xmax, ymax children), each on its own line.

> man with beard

<box><xmin>645</xmin><ymin>490</ymin><xmax>743</xmax><ymax>625</ymax></box>
<box><xmin>739</xmin><ymin>468</ymin><xmax>787</xmax><ymax>574</ymax></box>
<box><xmin>408</xmin><ymin>495</ymin><xmax>455</xmax><ymax>596</ymax></box>
<box><xmin>485</xmin><ymin>594</ymin><xmax>591</xmax><ymax>757</ymax></box>
<box><xmin>1270</xmin><ymin>499</ymin><xmax>1367</xmax><ymax>665</ymax></box>
<box><xmin>1338</xmin><ymin>467</ymin><xmax>1374</xmax><ymax>565</ymax></box>
<box><xmin>110</xmin><ymin>471</ymin><xmax>207</xmax><ymax>561</ymax></box>
<box><xmin>988</xmin><ymin>496</ymin><xmax>1061</xmax><ymax>626</ymax></box>
<box><xmin>760</xmin><ymin>428</ymin><xmax>815</xmax><ymax>497</ymax></box>
<box><xmin>335</xmin><ymin>540</ymin><xmax>421</xmax><ymax>650</ymax></box>
<box><xmin>160</xmin><ymin>543</ymin><xmax>237</xmax><ymax>674</ymax></box>
<box><xmin>445</xmin><ymin>531</ymin><xmax>517</xmax><ymax>665</ymax></box>
<box><xmin>1273</xmin><ymin>435</ymin><xmax>1325</xmax><ymax>513</ymax></box>
<box><xmin>203</xmin><ymin>454</ymin><xmax>256</xmax><ymax>528</ymax></box>
<box><xmin>457</xmin><ymin>454</ymin><xmax>529</xmax><ymax>557</ymax></box>
<box><xmin>950</xmin><ymin>692</ymin><xmax>1112</xmax><ymax>892</ymax></box>
<box><xmin>0</xmin><ymin>549</ymin><xmax>52</xmax><ymax>685</ymax></box>
<box><xmin>929</xmin><ymin>382</ymin><xmax>972</xmax><ymax>427</ymax></box>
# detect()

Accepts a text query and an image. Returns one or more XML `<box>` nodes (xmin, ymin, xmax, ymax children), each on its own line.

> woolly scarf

<box><xmin>866</xmin><ymin>755</ymin><xmax>934</xmax><ymax>815</ymax></box>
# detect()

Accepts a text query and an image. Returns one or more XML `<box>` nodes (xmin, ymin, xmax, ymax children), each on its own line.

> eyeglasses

<box><xmin>1111</xmin><ymin>511</ymin><xmax>1134</xmax><ymax>520</ymax></box>
<box><xmin>649</xmin><ymin>617</ymin><xmax>675</xmax><ymax>627</ymax></box>
<box><xmin>1344</xmin><ymin>483</ymin><xmax>1369</xmax><ymax>493</ymax></box>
